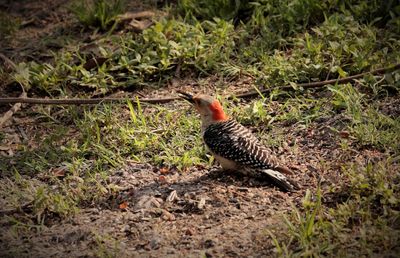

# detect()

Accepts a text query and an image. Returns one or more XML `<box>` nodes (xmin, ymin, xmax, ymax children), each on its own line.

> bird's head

<box><xmin>178</xmin><ymin>91</ymin><xmax>228</xmax><ymax>124</ymax></box>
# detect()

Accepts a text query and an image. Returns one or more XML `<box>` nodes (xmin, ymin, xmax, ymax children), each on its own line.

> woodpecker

<box><xmin>178</xmin><ymin>91</ymin><xmax>298</xmax><ymax>192</ymax></box>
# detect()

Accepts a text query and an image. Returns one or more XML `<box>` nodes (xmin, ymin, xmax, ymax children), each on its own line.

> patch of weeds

<box><xmin>0</xmin><ymin>171</ymin><xmax>78</xmax><ymax>224</ymax></box>
<box><xmin>176</xmin><ymin>0</ymin><xmax>400</xmax><ymax>80</ymax></box>
<box><xmin>92</xmin><ymin>233</ymin><xmax>123</xmax><ymax>258</ymax></box>
<box><xmin>0</xmin><ymin>127</ymin><xmax>72</xmax><ymax>178</ymax></box>
<box><xmin>270</xmin><ymin>160</ymin><xmax>400</xmax><ymax>256</ymax></box>
<box><xmin>243</xmin><ymin>13</ymin><xmax>400</xmax><ymax>88</ymax></box>
<box><xmin>306</xmin><ymin>14</ymin><xmax>399</xmax><ymax>72</ymax></box>
<box><xmin>21</xmin><ymin>18</ymin><xmax>235</xmax><ymax>95</ymax></box>
<box><xmin>330</xmin><ymin>83</ymin><xmax>364</xmax><ymax>121</ymax></box>
<box><xmin>1</xmin><ymin>107</ymin><xmax>118</xmax><ymax>221</ymax></box>
<box><xmin>232</xmin><ymin>0</ymin><xmax>336</xmax><ymax>58</ymax></box>
<box><xmin>233</xmin><ymin>95</ymin><xmax>330</xmax><ymax>128</ymax></box>
<box><xmin>247</xmin><ymin>0</ymin><xmax>400</xmax><ymax>48</ymax></box>
<box><xmin>329</xmin><ymin>83</ymin><xmax>400</xmax><ymax>152</ymax></box>
<box><xmin>230</xmin><ymin>98</ymin><xmax>274</xmax><ymax>127</ymax></box>
<box><xmin>2</xmin><ymin>151</ymin><xmax>112</xmax><ymax>225</ymax></box>
<box><xmin>247</xmin><ymin>0</ymin><xmax>327</xmax><ymax>38</ymax></box>
<box><xmin>12</xmin><ymin>1</ymin><xmax>400</xmax><ymax>97</ymax></box>
<box><xmin>8</xmin><ymin>0</ymin><xmax>400</xmax><ymax>97</ymax></box>
<box><xmin>61</xmin><ymin>102</ymin><xmax>206</xmax><ymax>171</ymax></box>
<box><xmin>117</xmin><ymin>101</ymin><xmax>206</xmax><ymax>169</ymax></box>
<box><xmin>344</xmin><ymin>161</ymin><xmax>399</xmax><ymax>210</ymax></box>
<box><xmin>351</xmin><ymin>108</ymin><xmax>400</xmax><ymax>152</ymax></box>
<box><xmin>338</xmin><ymin>0</ymin><xmax>400</xmax><ymax>26</ymax></box>
<box><xmin>178</xmin><ymin>0</ymin><xmax>400</xmax><ymax>34</ymax></box>
<box><xmin>123</xmin><ymin>18</ymin><xmax>235</xmax><ymax>77</ymax></box>
<box><xmin>276</xmin><ymin>97</ymin><xmax>330</xmax><ymax>126</ymax></box>
<box><xmin>70</xmin><ymin>0</ymin><xmax>125</xmax><ymax>30</ymax></box>
<box><xmin>15</xmin><ymin>58</ymin><xmax>72</xmax><ymax>95</ymax></box>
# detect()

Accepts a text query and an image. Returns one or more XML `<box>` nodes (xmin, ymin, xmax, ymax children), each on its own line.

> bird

<box><xmin>178</xmin><ymin>90</ymin><xmax>298</xmax><ymax>192</ymax></box>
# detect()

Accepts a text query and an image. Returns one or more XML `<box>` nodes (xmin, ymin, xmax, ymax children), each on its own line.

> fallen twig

<box><xmin>0</xmin><ymin>63</ymin><xmax>399</xmax><ymax>105</ymax></box>
<box><xmin>234</xmin><ymin>63</ymin><xmax>400</xmax><ymax>99</ymax></box>
<box><xmin>0</xmin><ymin>52</ymin><xmax>17</xmax><ymax>70</ymax></box>
<box><xmin>0</xmin><ymin>96</ymin><xmax>180</xmax><ymax>105</ymax></box>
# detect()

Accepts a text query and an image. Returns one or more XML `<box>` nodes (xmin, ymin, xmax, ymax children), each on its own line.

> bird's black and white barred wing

<box><xmin>203</xmin><ymin>120</ymin><xmax>278</xmax><ymax>169</ymax></box>
<box><xmin>203</xmin><ymin>120</ymin><xmax>296</xmax><ymax>191</ymax></box>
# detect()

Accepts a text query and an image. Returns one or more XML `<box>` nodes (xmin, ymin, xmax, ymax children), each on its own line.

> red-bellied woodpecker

<box><xmin>178</xmin><ymin>91</ymin><xmax>298</xmax><ymax>192</ymax></box>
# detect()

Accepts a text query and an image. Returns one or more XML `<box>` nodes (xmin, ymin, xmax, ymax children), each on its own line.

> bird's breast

<box><xmin>212</xmin><ymin>153</ymin><xmax>238</xmax><ymax>170</ymax></box>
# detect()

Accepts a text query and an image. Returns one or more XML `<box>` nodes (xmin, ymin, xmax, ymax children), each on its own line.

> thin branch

<box><xmin>234</xmin><ymin>63</ymin><xmax>400</xmax><ymax>99</ymax></box>
<box><xmin>0</xmin><ymin>96</ymin><xmax>181</xmax><ymax>105</ymax></box>
<box><xmin>0</xmin><ymin>52</ymin><xmax>17</xmax><ymax>69</ymax></box>
<box><xmin>0</xmin><ymin>63</ymin><xmax>399</xmax><ymax>105</ymax></box>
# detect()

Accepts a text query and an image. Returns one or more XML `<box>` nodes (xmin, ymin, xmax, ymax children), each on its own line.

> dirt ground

<box><xmin>1</xmin><ymin>100</ymin><xmax>378</xmax><ymax>258</ymax></box>
<box><xmin>0</xmin><ymin>0</ymin><xmax>397</xmax><ymax>257</ymax></box>
<box><xmin>1</xmin><ymin>163</ymin><xmax>305</xmax><ymax>257</ymax></box>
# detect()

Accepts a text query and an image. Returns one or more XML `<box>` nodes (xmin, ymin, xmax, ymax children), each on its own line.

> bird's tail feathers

<box><xmin>261</xmin><ymin>169</ymin><xmax>298</xmax><ymax>192</ymax></box>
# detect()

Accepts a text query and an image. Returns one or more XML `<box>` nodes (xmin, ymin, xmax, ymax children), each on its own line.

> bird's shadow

<box><xmin>101</xmin><ymin>167</ymin><xmax>281</xmax><ymax>214</ymax></box>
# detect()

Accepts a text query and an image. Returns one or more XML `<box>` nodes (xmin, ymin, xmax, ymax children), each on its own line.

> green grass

<box><xmin>17</xmin><ymin>17</ymin><xmax>235</xmax><ymax>95</ymax></box>
<box><xmin>329</xmin><ymin>83</ymin><xmax>400</xmax><ymax>152</ymax></box>
<box><xmin>1</xmin><ymin>101</ymin><xmax>206</xmax><ymax>222</ymax></box>
<box><xmin>16</xmin><ymin>1</ymin><xmax>399</xmax><ymax>96</ymax></box>
<box><xmin>70</xmin><ymin>0</ymin><xmax>125</xmax><ymax>30</ymax></box>
<box><xmin>270</xmin><ymin>160</ymin><xmax>400</xmax><ymax>257</ymax></box>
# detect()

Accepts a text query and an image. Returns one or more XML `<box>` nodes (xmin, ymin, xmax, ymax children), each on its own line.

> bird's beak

<box><xmin>177</xmin><ymin>90</ymin><xmax>194</xmax><ymax>104</ymax></box>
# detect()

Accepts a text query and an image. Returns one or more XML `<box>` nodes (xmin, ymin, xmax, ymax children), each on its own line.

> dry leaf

<box><xmin>158</xmin><ymin>175</ymin><xmax>168</xmax><ymax>184</ymax></box>
<box><xmin>339</xmin><ymin>131</ymin><xmax>350</xmax><ymax>138</ymax></box>
<box><xmin>167</xmin><ymin>190</ymin><xmax>178</xmax><ymax>202</ymax></box>
<box><xmin>185</xmin><ymin>228</ymin><xmax>195</xmax><ymax>236</ymax></box>
<box><xmin>119</xmin><ymin>201</ymin><xmax>128</xmax><ymax>210</ymax></box>
<box><xmin>161</xmin><ymin>209</ymin><xmax>175</xmax><ymax>221</ymax></box>
<box><xmin>83</xmin><ymin>57</ymin><xmax>108</xmax><ymax>70</ymax></box>
<box><xmin>51</xmin><ymin>166</ymin><xmax>67</xmax><ymax>177</ymax></box>
<box><xmin>197</xmin><ymin>197</ymin><xmax>206</xmax><ymax>210</ymax></box>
